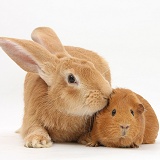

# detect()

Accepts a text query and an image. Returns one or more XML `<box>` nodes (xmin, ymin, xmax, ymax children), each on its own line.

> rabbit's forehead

<box><xmin>61</xmin><ymin>58</ymin><xmax>96</xmax><ymax>74</ymax></box>
<box><xmin>62</xmin><ymin>58</ymin><xmax>94</xmax><ymax>67</ymax></box>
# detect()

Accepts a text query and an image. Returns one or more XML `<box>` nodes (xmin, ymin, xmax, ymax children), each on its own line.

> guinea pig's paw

<box><xmin>78</xmin><ymin>137</ymin><xmax>90</xmax><ymax>145</ymax></box>
<box><xmin>87</xmin><ymin>141</ymin><xmax>99</xmax><ymax>147</ymax></box>
<box><xmin>24</xmin><ymin>134</ymin><xmax>52</xmax><ymax>148</ymax></box>
<box><xmin>130</xmin><ymin>143</ymin><xmax>139</xmax><ymax>148</ymax></box>
<box><xmin>78</xmin><ymin>133</ymin><xmax>99</xmax><ymax>147</ymax></box>
<box><xmin>78</xmin><ymin>133</ymin><xmax>92</xmax><ymax>145</ymax></box>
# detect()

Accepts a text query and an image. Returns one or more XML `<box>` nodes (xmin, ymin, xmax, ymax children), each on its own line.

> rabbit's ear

<box><xmin>31</xmin><ymin>27</ymin><xmax>70</xmax><ymax>58</ymax></box>
<box><xmin>0</xmin><ymin>37</ymin><xmax>59</xmax><ymax>86</ymax></box>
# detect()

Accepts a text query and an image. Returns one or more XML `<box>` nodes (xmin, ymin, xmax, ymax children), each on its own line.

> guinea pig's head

<box><xmin>97</xmin><ymin>88</ymin><xmax>145</xmax><ymax>147</ymax></box>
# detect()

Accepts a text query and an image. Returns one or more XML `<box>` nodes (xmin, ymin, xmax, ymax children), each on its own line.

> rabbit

<box><xmin>78</xmin><ymin>88</ymin><xmax>159</xmax><ymax>148</ymax></box>
<box><xmin>0</xmin><ymin>27</ymin><xmax>112</xmax><ymax>148</ymax></box>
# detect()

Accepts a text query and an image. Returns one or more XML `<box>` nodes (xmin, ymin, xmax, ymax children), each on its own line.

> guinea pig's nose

<box><xmin>120</xmin><ymin>124</ymin><xmax>130</xmax><ymax>129</ymax></box>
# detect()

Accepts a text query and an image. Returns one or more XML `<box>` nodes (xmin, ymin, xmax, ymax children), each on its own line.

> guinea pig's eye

<box><xmin>130</xmin><ymin>109</ymin><xmax>134</xmax><ymax>116</ymax></box>
<box><xmin>112</xmin><ymin>109</ymin><xmax>116</xmax><ymax>116</ymax></box>
<box><xmin>68</xmin><ymin>74</ymin><xmax>77</xmax><ymax>84</ymax></box>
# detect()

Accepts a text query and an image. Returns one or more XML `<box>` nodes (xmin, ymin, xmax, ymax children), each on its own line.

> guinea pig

<box><xmin>78</xmin><ymin>88</ymin><xmax>159</xmax><ymax>148</ymax></box>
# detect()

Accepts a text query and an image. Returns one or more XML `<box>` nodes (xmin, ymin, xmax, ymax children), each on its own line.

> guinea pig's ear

<box><xmin>0</xmin><ymin>37</ymin><xmax>59</xmax><ymax>86</ymax></box>
<box><xmin>31</xmin><ymin>27</ymin><xmax>70</xmax><ymax>58</ymax></box>
<box><xmin>137</xmin><ymin>103</ymin><xmax>145</xmax><ymax>114</ymax></box>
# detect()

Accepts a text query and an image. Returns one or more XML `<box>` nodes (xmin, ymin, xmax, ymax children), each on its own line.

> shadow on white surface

<box><xmin>0</xmin><ymin>132</ymin><xmax>160</xmax><ymax>160</ymax></box>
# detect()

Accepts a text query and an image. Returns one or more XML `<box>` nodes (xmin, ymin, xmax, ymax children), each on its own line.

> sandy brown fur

<box><xmin>0</xmin><ymin>27</ymin><xmax>112</xmax><ymax>148</ymax></box>
<box><xmin>23</xmin><ymin>73</ymin><xmax>91</xmax><ymax>142</ymax></box>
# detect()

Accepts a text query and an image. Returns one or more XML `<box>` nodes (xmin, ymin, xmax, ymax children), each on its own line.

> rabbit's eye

<box><xmin>112</xmin><ymin>109</ymin><xmax>116</xmax><ymax>116</ymax></box>
<box><xmin>130</xmin><ymin>109</ymin><xmax>134</xmax><ymax>116</ymax></box>
<box><xmin>68</xmin><ymin>74</ymin><xmax>77</xmax><ymax>84</ymax></box>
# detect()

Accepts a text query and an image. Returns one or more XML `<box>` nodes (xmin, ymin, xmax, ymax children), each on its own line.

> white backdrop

<box><xmin>0</xmin><ymin>0</ymin><xmax>160</xmax><ymax>160</ymax></box>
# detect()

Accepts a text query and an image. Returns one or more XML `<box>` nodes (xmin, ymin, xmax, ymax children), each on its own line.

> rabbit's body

<box><xmin>0</xmin><ymin>27</ymin><xmax>112</xmax><ymax>147</ymax></box>
<box><xmin>22</xmin><ymin>46</ymin><xmax>110</xmax><ymax>143</ymax></box>
<box><xmin>23</xmin><ymin>73</ymin><xmax>91</xmax><ymax>142</ymax></box>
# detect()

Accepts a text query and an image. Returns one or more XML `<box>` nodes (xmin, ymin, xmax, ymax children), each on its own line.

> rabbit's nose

<box><xmin>101</xmin><ymin>81</ymin><xmax>112</xmax><ymax>98</ymax></box>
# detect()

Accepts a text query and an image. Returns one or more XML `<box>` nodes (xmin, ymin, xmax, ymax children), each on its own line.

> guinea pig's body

<box><xmin>78</xmin><ymin>88</ymin><xmax>159</xmax><ymax>148</ymax></box>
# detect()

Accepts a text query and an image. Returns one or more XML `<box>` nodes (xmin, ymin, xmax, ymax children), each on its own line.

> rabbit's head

<box><xmin>0</xmin><ymin>28</ymin><xmax>112</xmax><ymax>116</ymax></box>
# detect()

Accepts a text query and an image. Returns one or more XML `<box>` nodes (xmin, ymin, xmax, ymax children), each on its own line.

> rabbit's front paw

<box><xmin>24</xmin><ymin>134</ymin><xmax>52</xmax><ymax>148</ymax></box>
